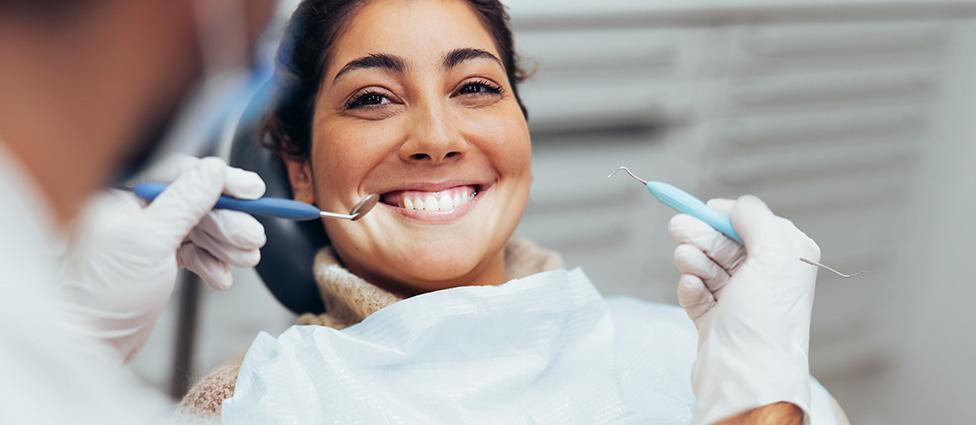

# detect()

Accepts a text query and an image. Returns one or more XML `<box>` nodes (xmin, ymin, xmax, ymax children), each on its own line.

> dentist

<box><xmin>0</xmin><ymin>0</ymin><xmax>277</xmax><ymax>423</ymax></box>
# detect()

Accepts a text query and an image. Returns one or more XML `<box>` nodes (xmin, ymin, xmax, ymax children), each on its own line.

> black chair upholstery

<box><xmin>228</xmin><ymin>81</ymin><xmax>329</xmax><ymax>315</ymax></box>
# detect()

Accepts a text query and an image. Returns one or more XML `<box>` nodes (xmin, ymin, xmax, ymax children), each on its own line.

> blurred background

<box><xmin>130</xmin><ymin>0</ymin><xmax>976</xmax><ymax>423</ymax></box>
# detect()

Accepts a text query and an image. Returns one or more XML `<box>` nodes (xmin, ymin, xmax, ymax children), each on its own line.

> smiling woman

<box><xmin>265</xmin><ymin>0</ymin><xmax>535</xmax><ymax>296</ymax></box>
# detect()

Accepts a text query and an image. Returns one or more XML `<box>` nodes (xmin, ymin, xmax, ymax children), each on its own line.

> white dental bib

<box><xmin>221</xmin><ymin>269</ymin><xmax>837</xmax><ymax>424</ymax></box>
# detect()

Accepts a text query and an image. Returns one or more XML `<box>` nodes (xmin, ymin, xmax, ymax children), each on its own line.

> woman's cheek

<box><xmin>315</xmin><ymin>123</ymin><xmax>387</xmax><ymax>191</ymax></box>
<box><xmin>464</xmin><ymin>109</ymin><xmax>531</xmax><ymax>174</ymax></box>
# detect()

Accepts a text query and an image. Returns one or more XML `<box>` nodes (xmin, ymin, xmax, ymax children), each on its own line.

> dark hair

<box><xmin>262</xmin><ymin>0</ymin><xmax>529</xmax><ymax>160</ymax></box>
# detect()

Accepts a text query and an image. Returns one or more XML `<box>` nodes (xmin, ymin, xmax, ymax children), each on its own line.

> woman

<box><xmin>182</xmin><ymin>0</ymin><xmax>848</xmax><ymax>423</ymax></box>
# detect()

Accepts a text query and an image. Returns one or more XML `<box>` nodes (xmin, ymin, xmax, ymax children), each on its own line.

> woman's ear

<box><xmin>283</xmin><ymin>157</ymin><xmax>315</xmax><ymax>204</ymax></box>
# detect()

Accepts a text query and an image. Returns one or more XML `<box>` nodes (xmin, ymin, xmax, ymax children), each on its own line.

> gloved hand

<box><xmin>60</xmin><ymin>156</ymin><xmax>266</xmax><ymax>362</ymax></box>
<box><xmin>668</xmin><ymin>195</ymin><xmax>820</xmax><ymax>425</ymax></box>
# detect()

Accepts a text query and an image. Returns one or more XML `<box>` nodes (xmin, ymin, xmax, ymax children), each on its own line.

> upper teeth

<box><xmin>400</xmin><ymin>187</ymin><xmax>476</xmax><ymax>212</ymax></box>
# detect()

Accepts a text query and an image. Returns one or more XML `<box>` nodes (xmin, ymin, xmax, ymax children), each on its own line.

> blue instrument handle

<box><xmin>132</xmin><ymin>182</ymin><xmax>322</xmax><ymax>221</ymax></box>
<box><xmin>645</xmin><ymin>181</ymin><xmax>744</xmax><ymax>245</ymax></box>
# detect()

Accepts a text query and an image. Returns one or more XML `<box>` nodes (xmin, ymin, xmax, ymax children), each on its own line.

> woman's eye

<box><xmin>346</xmin><ymin>91</ymin><xmax>391</xmax><ymax>109</ymax></box>
<box><xmin>457</xmin><ymin>80</ymin><xmax>503</xmax><ymax>97</ymax></box>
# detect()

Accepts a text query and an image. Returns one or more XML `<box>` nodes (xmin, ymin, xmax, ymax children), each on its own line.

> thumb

<box><xmin>730</xmin><ymin>195</ymin><xmax>785</xmax><ymax>256</ymax></box>
<box><xmin>142</xmin><ymin>157</ymin><xmax>227</xmax><ymax>249</ymax></box>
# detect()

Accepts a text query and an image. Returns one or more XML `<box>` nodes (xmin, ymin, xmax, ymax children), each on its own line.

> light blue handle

<box><xmin>646</xmin><ymin>181</ymin><xmax>744</xmax><ymax>245</ymax></box>
<box><xmin>132</xmin><ymin>182</ymin><xmax>322</xmax><ymax>221</ymax></box>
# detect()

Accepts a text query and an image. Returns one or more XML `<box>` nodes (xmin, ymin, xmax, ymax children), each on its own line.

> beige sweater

<box><xmin>179</xmin><ymin>239</ymin><xmax>564</xmax><ymax>418</ymax></box>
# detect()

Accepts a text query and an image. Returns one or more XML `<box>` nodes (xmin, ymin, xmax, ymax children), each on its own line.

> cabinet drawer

<box><xmin>729</xmin><ymin>21</ymin><xmax>952</xmax><ymax>75</ymax></box>
<box><xmin>715</xmin><ymin>104</ymin><xmax>929</xmax><ymax>151</ymax></box>
<box><xmin>740</xmin><ymin>21</ymin><xmax>950</xmax><ymax>57</ymax></box>
<box><xmin>703</xmin><ymin>138</ymin><xmax>919</xmax><ymax>187</ymax></box>
<box><xmin>727</xmin><ymin>68</ymin><xmax>938</xmax><ymax>112</ymax></box>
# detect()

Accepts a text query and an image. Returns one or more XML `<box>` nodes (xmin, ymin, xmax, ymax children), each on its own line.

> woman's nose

<box><xmin>399</xmin><ymin>105</ymin><xmax>468</xmax><ymax>164</ymax></box>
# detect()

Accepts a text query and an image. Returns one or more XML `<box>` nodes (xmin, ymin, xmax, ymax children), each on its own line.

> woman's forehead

<box><xmin>325</xmin><ymin>0</ymin><xmax>501</xmax><ymax>79</ymax></box>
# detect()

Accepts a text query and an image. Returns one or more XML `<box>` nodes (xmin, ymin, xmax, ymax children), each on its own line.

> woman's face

<box><xmin>285</xmin><ymin>0</ymin><xmax>532</xmax><ymax>295</ymax></box>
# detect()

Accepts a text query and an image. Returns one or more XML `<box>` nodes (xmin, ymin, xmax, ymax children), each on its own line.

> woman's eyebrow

<box><xmin>442</xmin><ymin>47</ymin><xmax>502</xmax><ymax>69</ymax></box>
<box><xmin>333</xmin><ymin>53</ymin><xmax>406</xmax><ymax>83</ymax></box>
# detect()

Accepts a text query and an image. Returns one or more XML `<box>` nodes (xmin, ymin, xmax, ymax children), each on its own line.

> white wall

<box><xmin>880</xmin><ymin>21</ymin><xmax>976</xmax><ymax>425</ymax></box>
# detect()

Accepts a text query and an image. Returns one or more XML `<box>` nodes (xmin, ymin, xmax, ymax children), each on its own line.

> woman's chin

<box><xmin>381</xmin><ymin>245</ymin><xmax>496</xmax><ymax>290</ymax></box>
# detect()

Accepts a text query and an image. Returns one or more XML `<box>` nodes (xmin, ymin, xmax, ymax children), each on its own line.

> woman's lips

<box><xmin>379</xmin><ymin>184</ymin><xmax>485</xmax><ymax>222</ymax></box>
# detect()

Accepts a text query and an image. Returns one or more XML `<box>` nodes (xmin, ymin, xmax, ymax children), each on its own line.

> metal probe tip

<box><xmin>318</xmin><ymin>193</ymin><xmax>380</xmax><ymax>221</ymax></box>
<box><xmin>608</xmin><ymin>166</ymin><xmax>648</xmax><ymax>185</ymax></box>
<box><xmin>799</xmin><ymin>258</ymin><xmax>865</xmax><ymax>279</ymax></box>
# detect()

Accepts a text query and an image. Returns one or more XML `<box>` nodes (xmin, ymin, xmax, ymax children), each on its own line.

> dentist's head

<box><xmin>265</xmin><ymin>0</ymin><xmax>532</xmax><ymax>296</ymax></box>
<box><xmin>0</xmin><ymin>0</ymin><xmax>277</xmax><ymax>224</ymax></box>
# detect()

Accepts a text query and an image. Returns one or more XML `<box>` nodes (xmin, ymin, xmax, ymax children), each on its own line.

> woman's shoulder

<box><xmin>179</xmin><ymin>314</ymin><xmax>353</xmax><ymax>418</ymax></box>
<box><xmin>179</xmin><ymin>352</ymin><xmax>247</xmax><ymax>418</ymax></box>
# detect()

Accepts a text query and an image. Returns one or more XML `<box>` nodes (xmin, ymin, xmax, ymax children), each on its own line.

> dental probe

<box><xmin>608</xmin><ymin>167</ymin><xmax>862</xmax><ymax>279</ymax></box>
<box><xmin>130</xmin><ymin>182</ymin><xmax>379</xmax><ymax>221</ymax></box>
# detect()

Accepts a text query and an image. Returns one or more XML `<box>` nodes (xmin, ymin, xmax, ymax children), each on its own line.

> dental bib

<box><xmin>221</xmin><ymin>269</ymin><xmax>837</xmax><ymax>424</ymax></box>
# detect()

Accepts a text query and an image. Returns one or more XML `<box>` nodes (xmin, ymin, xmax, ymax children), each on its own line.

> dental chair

<box><xmin>227</xmin><ymin>80</ymin><xmax>328</xmax><ymax>315</ymax></box>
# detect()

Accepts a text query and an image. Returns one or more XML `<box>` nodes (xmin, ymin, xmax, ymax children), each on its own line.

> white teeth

<box><xmin>397</xmin><ymin>186</ymin><xmax>479</xmax><ymax>211</ymax></box>
<box><xmin>439</xmin><ymin>194</ymin><xmax>453</xmax><ymax>211</ymax></box>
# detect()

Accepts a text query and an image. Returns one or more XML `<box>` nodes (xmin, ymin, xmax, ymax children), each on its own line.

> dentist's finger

<box><xmin>730</xmin><ymin>195</ymin><xmax>789</xmax><ymax>259</ymax></box>
<box><xmin>706</xmin><ymin>198</ymin><xmax>741</xmax><ymax>269</ymax></box>
<box><xmin>673</xmin><ymin>244</ymin><xmax>731</xmax><ymax>294</ymax></box>
<box><xmin>677</xmin><ymin>274</ymin><xmax>715</xmax><ymax>321</ymax></box>
<box><xmin>143</xmin><ymin>157</ymin><xmax>226</xmax><ymax>250</ymax></box>
<box><xmin>195</xmin><ymin>210</ymin><xmax>266</xmax><ymax>251</ymax></box>
<box><xmin>717</xmin><ymin>197</ymin><xmax>821</xmax><ymax>262</ymax></box>
<box><xmin>135</xmin><ymin>154</ymin><xmax>265</xmax><ymax>200</ymax></box>
<box><xmin>178</xmin><ymin>243</ymin><xmax>233</xmax><ymax>290</ymax></box>
<box><xmin>706</xmin><ymin>198</ymin><xmax>735</xmax><ymax>215</ymax></box>
<box><xmin>187</xmin><ymin>228</ymin><xmax>261</xmax><ymax>269</ymax></box>
<box><xmin>223</xmin><ymin>167</ymin><xmax>266</xmax><ymax>200</ymax></box>
<box><xmin>669</xmin><ymin>214</ymin><xmax>745</xmax><ymax>271</ymax></box>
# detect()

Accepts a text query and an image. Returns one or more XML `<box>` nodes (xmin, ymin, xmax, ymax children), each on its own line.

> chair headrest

<box><xmin>228</xmin><ymin>81</ymin><xmax>329</xmax><ymax>315</ymax></box>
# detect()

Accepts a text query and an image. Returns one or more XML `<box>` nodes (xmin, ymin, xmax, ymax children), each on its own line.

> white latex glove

<box><xmin>60</xmin><ymin>156</ymin><xmax>266</xmax><ymax>362</ymax></box>
<box><xmin>668</xmin><ymin>195</ymin><xmax>820</xmax><ymax>425</ymax></box>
